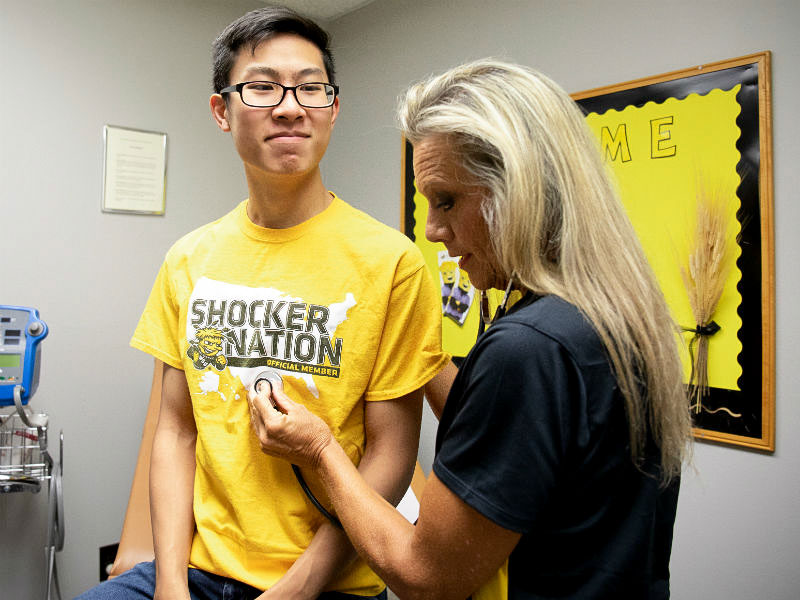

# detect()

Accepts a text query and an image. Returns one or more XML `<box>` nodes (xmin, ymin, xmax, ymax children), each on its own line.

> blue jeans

<box><xmin>75</xmin><ymin>561</ymin><xmax>388</xmax><ymax>600</ymax></box>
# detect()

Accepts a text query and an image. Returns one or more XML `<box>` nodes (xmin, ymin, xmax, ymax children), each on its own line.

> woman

<box><xmin>248</xmin><ymin>59</ymin><xmax>692</xmax><ymax>600</ymax></box>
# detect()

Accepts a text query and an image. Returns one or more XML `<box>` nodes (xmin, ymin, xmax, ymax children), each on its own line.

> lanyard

<box><xmin>477</xmin><ymin>273</ymin><xmax>517</xmax><ymax>337</ymax></box>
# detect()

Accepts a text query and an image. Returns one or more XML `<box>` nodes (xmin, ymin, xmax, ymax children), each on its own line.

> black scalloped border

<box><xmin>403</xmin><ymin>138</ymin><xmax>418</xmax><ymax>242</ymax></box>
<box><xmin>576</xmin><ymin>64</ymin><xmax>763</xmax><ymax>439</ymax></box>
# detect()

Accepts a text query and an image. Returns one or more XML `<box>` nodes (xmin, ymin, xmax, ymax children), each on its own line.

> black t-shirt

<box><xmin>434</xmin><ymin>294</ymin><xmax>678</xmax><ymax>599</ymax></box>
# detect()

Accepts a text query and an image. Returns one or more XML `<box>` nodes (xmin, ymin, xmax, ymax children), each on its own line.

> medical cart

<box><xmin>0</xmin><ymin>305</ymin><xmax>64</xmax><ymax>600</ymax></box>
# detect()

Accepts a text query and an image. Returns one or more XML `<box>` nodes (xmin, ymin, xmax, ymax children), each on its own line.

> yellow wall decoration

<box><xmin>572</xmin><ymin>53</ymin><xmax>774</xmax><ymax>451</ymax></box>
<box><xmin>402</xmin><ymin>53</ymin><xmax>774</xmax><ymax>450</ymax></box>
<box><xmin>584</xmin><ymin>87</ymin><xmax>743</xmax><ymax>392</ymax></box>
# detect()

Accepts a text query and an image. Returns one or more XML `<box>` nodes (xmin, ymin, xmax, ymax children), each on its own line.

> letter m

<box><xmin>600</xmin><ymin>124</ymin><xmax>632</xmax><ymax>163</ymax></box>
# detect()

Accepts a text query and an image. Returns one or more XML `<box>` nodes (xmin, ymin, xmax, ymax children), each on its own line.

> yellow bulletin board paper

<box><xmin>402</xmin><ymin>53</ymin><xmax>774</xmax><ymax>451</ymax></box>
<box><xmin>573</xmin><ymin>53</ymin><xmax>774</xmax><ymax>451</ymax></box>
<box><xmin>584</xmin><ymin>88</ymin><xmax>744</xmax><ymax>393</ymax></box>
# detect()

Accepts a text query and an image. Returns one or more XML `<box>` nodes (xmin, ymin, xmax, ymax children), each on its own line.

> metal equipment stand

<box><xmin>1</xmin><ymin>399</ymin><xmax>64</xmax><ymax>600</ymax></box>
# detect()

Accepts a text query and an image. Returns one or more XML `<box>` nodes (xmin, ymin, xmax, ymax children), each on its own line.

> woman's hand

<box><xmin>247</xmin><ymin>383</ymin><xmax>333</xmax><ymax>470</ymax></box>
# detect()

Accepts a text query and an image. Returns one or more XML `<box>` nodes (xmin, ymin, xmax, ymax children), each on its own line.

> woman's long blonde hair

<box><xmin>399</xmin><ymin>59</ymin><xmax>691</xmax><ymax>481</ymax></box>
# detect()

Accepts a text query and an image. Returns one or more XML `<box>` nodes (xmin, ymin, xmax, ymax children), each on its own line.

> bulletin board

<box><xmin>402</xmin><ymin>52</ymin><xmax>774</xmax><ymax>451</ymax></box>
<box><xmin>572</xmin><ymin>52</ymin><xmax>774</xmax><ymax>451</ymax></box>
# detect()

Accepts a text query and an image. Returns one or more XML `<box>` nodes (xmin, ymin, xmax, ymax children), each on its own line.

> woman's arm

<box><xmin>256</xmin><ymin>390</ymin><xmax>422</xmax><ymax>599</ymax></box>
<box><xmin>249</xmin><ymin>388</ymin><xmax>520</xmax><ymax>600</ymax></box>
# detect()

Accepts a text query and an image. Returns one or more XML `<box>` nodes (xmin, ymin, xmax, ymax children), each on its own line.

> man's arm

<box><xmin>256</xmin><ymin>388</ymin><xmax>423</xmax><ymax>599</ymax></box>
<box><xmin>150</xmin><ymin>363</ymin><xmax>197</xmax><ymax>600</ymax></box>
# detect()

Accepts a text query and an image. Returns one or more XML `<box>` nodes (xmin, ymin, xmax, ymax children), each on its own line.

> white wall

<box><xmin>0</xmin><ymin>0</ymin><xmax>262</xmax><ymax>597</ymax></box>
<box><xmin>325</xmin><ymin>1</ymin><xmax>800</xmax><ymax>599</ymax></box>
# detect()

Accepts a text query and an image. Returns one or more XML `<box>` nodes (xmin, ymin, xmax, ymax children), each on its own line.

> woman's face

<box><xmin>413</xmin><ymin>135</ymin><xmax>505</xmax><ymax>290</ymax></box>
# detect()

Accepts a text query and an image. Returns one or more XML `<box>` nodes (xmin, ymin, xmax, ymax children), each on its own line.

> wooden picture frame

<box><xmin>572</xmin><ymin>52</ymin><xmax>774</xmax><ymax>451</ymax></box>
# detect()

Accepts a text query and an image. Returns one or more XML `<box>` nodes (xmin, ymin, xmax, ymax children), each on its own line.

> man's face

<box><xmin>212</xmin><ymin>33</ymin><xmax>339</xmax><ymax>179</ymax></box>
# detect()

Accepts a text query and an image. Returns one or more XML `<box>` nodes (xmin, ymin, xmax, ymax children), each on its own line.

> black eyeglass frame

<box><xmin>219</xmin><ymin>81</ymin><xmax>339</xmax><ymax>108</ymax></box>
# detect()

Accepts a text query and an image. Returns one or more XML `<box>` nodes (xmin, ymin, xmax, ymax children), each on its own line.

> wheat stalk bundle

<box><xmin>681</xmin><ymin>185</ymin><xmax>734</xmax><ymax>413</ymax></box>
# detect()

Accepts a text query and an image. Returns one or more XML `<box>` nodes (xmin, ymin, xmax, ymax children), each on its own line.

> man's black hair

<box><xmin>211</xmin><ymin>6</ymin><xmax>336</xmax><ymax>93</ymax></box>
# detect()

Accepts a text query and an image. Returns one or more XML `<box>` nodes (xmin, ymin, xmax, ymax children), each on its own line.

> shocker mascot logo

<box><xmin>187</xmin><ymin>327</ymin><xmax>229</xmax><ymax>371</ymax></box>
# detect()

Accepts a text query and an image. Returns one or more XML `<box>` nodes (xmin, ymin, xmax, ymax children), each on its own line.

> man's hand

<box><xmin>254</xmin><ymin>581</ymin><xmax>314</xmax><ymax>600</ymax></box>
<box><xmin>153</xmin><ymin>578</ymin><xmax>191</xmax><ymax>600</ymax></box>
<box><xmin>247</xmin><ymin>384</ymin><xmax>334</xmax><ymax>470</ymax></box>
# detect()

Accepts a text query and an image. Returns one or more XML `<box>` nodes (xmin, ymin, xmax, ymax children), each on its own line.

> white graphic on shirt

<box><xmin>198</xmin><ymin>371</ymin><xmax>227</xmax><ymax>401</ymax></box>
<box><xmin>187</xmin><ymin>277</ymin><xmax>355</xmax><ymax>398</ymax></box>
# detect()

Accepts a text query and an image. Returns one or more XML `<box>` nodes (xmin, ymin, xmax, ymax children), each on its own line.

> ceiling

<box><xmin>264</xmin><ymin>0</ymin><xmax>377</xmax><ymax>22</ymax></box>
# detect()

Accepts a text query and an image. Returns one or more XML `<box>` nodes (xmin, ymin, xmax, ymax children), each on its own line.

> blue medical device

<box><xmin>0</xmin><ymin>305</ymin><xmax>63</xmax><ymax>599</ymax></box>
<box><xmin>0</xmin><ymin>305</ymin><xmax>48</xmax><ymax>407</ymax></box>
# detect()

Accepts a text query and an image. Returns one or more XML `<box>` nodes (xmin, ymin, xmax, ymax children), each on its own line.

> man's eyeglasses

<box><xmin>220</xmin><ymin>81</ymin><xmax>339</xmax><ymax>108</ymax></box>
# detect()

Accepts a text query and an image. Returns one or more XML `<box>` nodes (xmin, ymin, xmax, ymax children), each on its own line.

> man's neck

<box><xmin>244</xmin><ymin>167</ymin><xmax>332</xmax><ymax>229</ymax></box>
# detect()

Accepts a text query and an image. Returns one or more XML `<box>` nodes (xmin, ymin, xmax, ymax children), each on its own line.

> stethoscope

<box><xmin>251</xmin><ymin>371</ymin><xmax>343</xmax><ymax>529</ymax></box>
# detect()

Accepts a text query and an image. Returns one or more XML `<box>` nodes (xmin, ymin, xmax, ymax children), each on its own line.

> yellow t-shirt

<box><xmin>474</xmin><ymin>561</ymin><xmax>509</xmax><ymax>600</ymax></box>
<box><xmin>131</xmin><ymin>195</ymin><xmax>448</xmax><ymax>595</ymax></box>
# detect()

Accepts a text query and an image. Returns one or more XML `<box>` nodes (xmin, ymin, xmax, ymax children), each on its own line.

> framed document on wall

<box><xmin>102</xmin><ymin>125</ymin><xmax>167</xmax><ymax>215</ymax></box>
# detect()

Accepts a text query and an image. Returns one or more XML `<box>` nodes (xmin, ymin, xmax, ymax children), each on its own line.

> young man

<box><xmin>78</xmin><ymin>7</ymin><xmax>447</xmax><ymax>600</ymax></box>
